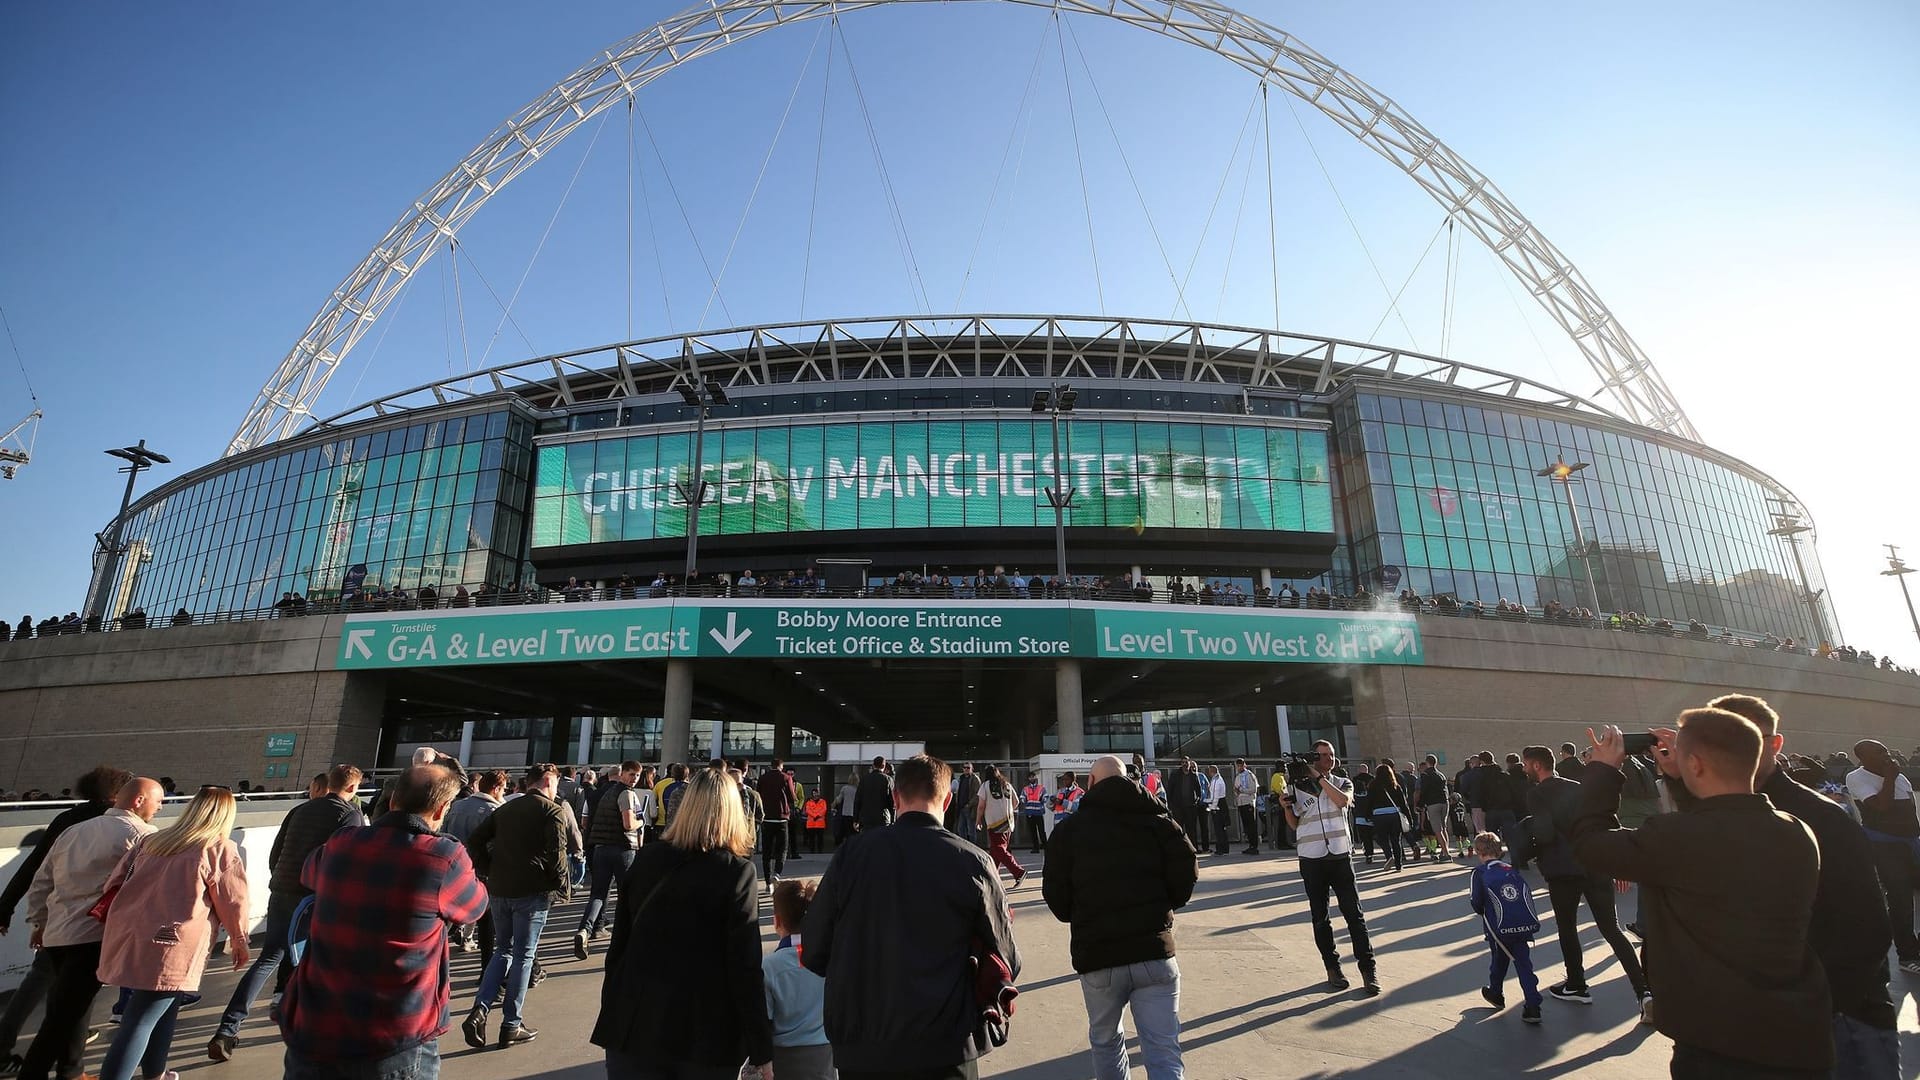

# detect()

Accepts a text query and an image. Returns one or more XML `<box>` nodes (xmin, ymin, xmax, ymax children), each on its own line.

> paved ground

<box><xmin>42</xmin><ymin>847</ymin><xmax>1920</xmax><ymax>1078</ymax></box>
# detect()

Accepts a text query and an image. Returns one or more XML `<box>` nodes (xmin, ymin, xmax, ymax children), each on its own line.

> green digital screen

<box><xmin>531</xmin><ymin>418</ymin><xmax>1332</xmax><ymax>547</ymax></box>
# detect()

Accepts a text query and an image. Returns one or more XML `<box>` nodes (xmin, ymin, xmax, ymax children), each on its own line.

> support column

<box><xmin>773</xmin><ymin>698</ymin><xmax>793</xmax><ymax>760</ymax></box>
<box><xmin>575</xmin><ymin>716</ymin><xmax>594</xmax><ymax>766</ymax></box>
<box><xmin>1055</xmin><ymin>658</ymin><xmax>1085</xmax><ymax>754</ymax></box>
<box><xmin>662</xmin><ymin>659</ymin><xmax>693</xmax><ymax>766</ymax></box>
<box><xmin>1258</xmin><ymin>568</ymin><xmax>1272</xmax><ymax>591</ymax></box>
<box><xmin>458</xmin><ymin>720</ymin><xmax>475</xmax><ymax>766</ymax></box>
<box><xmin>1141</xmin><ymin>712</ymin><xmax>1156</xmax><ymax>769</ymax></box>
<box><xmin>710</xmin><ymin>720</ymin><xmax>727</xmax><ymax>762</ymax></box>
<box><xmin>547</xmin><ymin>713</ymin><xmax>571</xmax><ymax>764</ymax></box>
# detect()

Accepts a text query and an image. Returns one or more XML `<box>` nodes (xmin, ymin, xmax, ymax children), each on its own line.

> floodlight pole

<box><xmin>91</xmin><ymin>439</ymin><xmax>170</xmax><ymax>621</ymax></box>
<box><xmin>1036</xmin><ymin>384</ymin><xmax>1077</xmax><ymax>587</ymax></box>
<box><xmin>1883</xmin><ymin>545</ymin><xmax>1920</xmax><ymax>649</ymax></box>
<box><xmin>1537</xmin><ymin>458</ymin><xmax>1601</xmax><ymax>615</ymax></box>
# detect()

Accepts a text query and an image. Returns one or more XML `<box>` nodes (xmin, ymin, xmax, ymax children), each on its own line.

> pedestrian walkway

<box><xmin>33</xmin><ymin>849</ymin><xmax>1920</xmax><ymax>1078</ymax></box>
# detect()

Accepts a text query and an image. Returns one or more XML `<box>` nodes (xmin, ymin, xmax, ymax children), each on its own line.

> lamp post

<box><xmin>1031</xmin><ymin>384</ymin><xmax>1079</xmax><ymax>588</ymax></box>
<box><xmin>1536</xmin><ymin>457</ymin><xmax>1602</xmax><ymax>615</ymax></box>
<box><xmin>1766</xmin><ymin>504</ymin><xmax>1831</xmax><ymax>646</ymax></box>
<box><xmin>1882</xmin><ymin>545</ymin><xmax>1920</xmax><ymax>649</ymax></box>
<box><xmin>91</xmin><ymin>438</ymin><xmax>171</xmax><ymax>621</ymax></box>
<box><xmin>674</xmin><ymin>375</ymin><xmax>730</xmax><ymax>591</ymax></box>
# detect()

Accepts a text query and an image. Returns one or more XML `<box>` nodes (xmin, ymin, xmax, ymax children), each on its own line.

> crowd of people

<box><xmin>0</xmin><ymin>695</ymin><xmax>1914</xmax><ymax>1078</ymax></box>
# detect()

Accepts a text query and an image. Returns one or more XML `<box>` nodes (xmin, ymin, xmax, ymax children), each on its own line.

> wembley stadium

<box><xmin>7</xmin><ymin>0</ymin><xmax>1903</xmax><ymax>789</ymax></box>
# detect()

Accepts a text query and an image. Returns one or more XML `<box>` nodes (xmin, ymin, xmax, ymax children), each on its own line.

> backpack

<box><xmin>1475</xmin><ymin>860</ymin><xmax>1540</xmax><ymax>938</ymax></box>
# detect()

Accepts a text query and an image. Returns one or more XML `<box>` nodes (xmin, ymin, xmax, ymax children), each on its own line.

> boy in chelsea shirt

<box><xmin>1469</xmin><ymin>831</ymin><xmax>1544</xmax><ymax>1024</ymax></box>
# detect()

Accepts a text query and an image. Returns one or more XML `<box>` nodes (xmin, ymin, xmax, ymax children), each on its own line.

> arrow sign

<box><xmin>708</xmin><ymin>612</ymin><xmax>752</xmax><ymax>654</ymax></box>
<box><xmin>345</xmin><ymin>628</ymin><xmax>375</xmax><ymax>660</ymax></box>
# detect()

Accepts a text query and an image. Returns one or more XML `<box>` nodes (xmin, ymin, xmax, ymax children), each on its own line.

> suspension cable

<box><xmin>1262</xmin><ymin>84</ymin><xmax>1281</xmax><ymax>332</ymax></box>
<box><xmin>800</xmin><ymin>32</ymin><xmax>836</xmax><ymax>319</ymax></box>
<box><xmin>1280</xmin><ymin>93</ymin><xmax>1421</xmax><ymax>350</ymax></box>
<box><xmin>480</xmin><ymin>107</ymin><xmax>611</xmax><ymax>369</ymax></box>
<box><xmin>636</xmin><ymin>107</ymin><xmax>735</xmax><ymax>327</ymax></box>
<box><xmin>954</xmin><ymin>14</ymin><xmax>1055</xmax><ymax>312</ymax></box>
<box><xmin>634</xmin><ymin>103</ymin><xmax>676</xmax><ymax>330</ymax></box>
<box><xmin>448</xmin><ymin>239</ymin><xmax>474</xmax><ymax>371</ymax></box>
<box><xmin>0</xmin><ymin>304</ymin><xmax>37</xmax><ymax>403</ymax></box>
<box><xmin>833</xmin><ymin>16</ymin><xmax>933</xmax><ymax>313</ymax></box>
<box><xmin>1366</xmin><ymin>213</ymin><xmax>1452</xmax><ymax>344</ymax></box>
<box><xmin>627</xmin><ymin>96</ymin><xmax>636</xmax><ymax>341</ymax></box>
<box><xmin>1215</xmin><ymin>112</ymin><xmax>1260</xmax><ymax>320</ymax></box>
<box><xmin>1054</xmin><ymin>13</ymin><xmax>1105</xmax><ymax>314</ymax></box>
<box><xmin>451</xmin><ymin>239</ymin><xmax>535</xmax><ymax>356</ymax></box>
<box><xmin>698</xmin><ymin>22</ymin><xmax>828</xmax><ymax>330</ymax></box>
<box><xmin>1172</xmin><ymin>85</ymin><xmax>1262</xmax><ymax>320</ymax></box>
<box><xmin>1060</xmin><ymin>18</ymin><xmax>1192</xmax><ymax>319</ymax></box>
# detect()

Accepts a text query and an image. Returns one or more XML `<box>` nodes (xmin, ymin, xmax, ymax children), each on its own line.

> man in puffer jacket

<box><xmin>1043</xmin><ymin>756</ymin><xmax>1198</xmax><ymax>1080</ymax></box>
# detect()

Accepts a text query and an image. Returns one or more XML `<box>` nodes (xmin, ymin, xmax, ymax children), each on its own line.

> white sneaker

<box><xmin>1638</xmin><ymin>993</ymin><xmax>1654</xmax><ymax>1025</ymax></box>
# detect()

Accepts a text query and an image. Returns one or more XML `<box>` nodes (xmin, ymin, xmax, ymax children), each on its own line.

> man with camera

<box><xmin>1279</xmin><ymin>741</ymin><xmax>1378</xmax><ymax>995</ymax></box>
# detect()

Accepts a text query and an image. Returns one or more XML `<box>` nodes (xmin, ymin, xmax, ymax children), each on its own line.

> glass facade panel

<box><xmin>97</xmin><ymin>410</ymin><xmax>533</xmax><ymax>617</ymax></box>
<box><xmin>1333</xmin><ymin>390</ymin><xmax>1835</xmax><ymax>641</ymax></box>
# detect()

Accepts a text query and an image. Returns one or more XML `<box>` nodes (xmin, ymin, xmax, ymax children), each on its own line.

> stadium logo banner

<box><xmin>336</xmin><ymin>599</ymin><xmax>1421</xmax><ymax>669</ymax></box>
<box><xmin>531</xmin><ymin>418</ymin><xmax>1334</xmax><ymax>546</ymax></box>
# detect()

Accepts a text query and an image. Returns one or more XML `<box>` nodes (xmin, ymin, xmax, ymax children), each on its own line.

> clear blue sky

<box><xmin>3</xmin><ymin>1</ymin><xmax>1917</xmax><ymax>655</ymax></box>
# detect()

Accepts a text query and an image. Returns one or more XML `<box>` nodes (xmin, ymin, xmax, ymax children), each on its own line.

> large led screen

<box><xmin>533</xmin><ymin>418</ymin><xmax>1332</xmax><ymax>547</ymax></box>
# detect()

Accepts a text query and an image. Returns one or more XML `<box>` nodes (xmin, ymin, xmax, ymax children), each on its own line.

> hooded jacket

<box><xmin>1042</xmin><ymin>776</ymin><xmax>1198</xmax><ymax>973</ymax></box>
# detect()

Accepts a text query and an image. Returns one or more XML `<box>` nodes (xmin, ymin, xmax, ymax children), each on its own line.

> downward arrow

<box><xmin>708</xmin><ymin>612</ymin><xmax>753</xmax><ymax>654</ymax></box>
<box><xmin>345</xmin><ymin>628</ymin><xmax>375</xmax><ymax>660</ymax></box>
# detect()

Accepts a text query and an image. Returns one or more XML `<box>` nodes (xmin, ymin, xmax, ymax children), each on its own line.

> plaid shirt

<box><xmin>276</xmin><ymin>811</ymin><xmax>488</xmax><ymax>1063</ymax></box>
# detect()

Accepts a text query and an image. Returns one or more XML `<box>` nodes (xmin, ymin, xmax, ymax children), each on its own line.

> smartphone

<box><xmin>1622</xmin><ymin>732</ymin><xmax>1657</xmax><ymax>756</ymax></box>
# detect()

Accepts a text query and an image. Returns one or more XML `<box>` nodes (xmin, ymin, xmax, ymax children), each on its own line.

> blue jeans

<box><xmin>218</xmin><ymin>888</ymin><xmax>299</xmax><ymax>1036</ymax></box>
<box><xmin>578</xmin><ymin>845</ymin><xmax>635</xmax><ymax>935</ymax></box>
<box><xmin>1831</xmin><ymin>1012</ymin><xmax>1901</xmax><ymax>1079</ymax></box>
<box><xmin>473</xmin><ymin>893</ymin><xmax>551</xmax><ymax>1028</ymax></box>
<box><xmin>97</xmin><ymin>990</ymin><xmax>183</xmax><ymax>1080</ymax></box>
<box><xmin>1080</xmin><ymin>958</ymin><xmax>1182</xmax><ymax>1080</ymax></box>
<box><xmin>283</xmin><ymin>1041</ymin><xmax>440</xmax><ymax>1080</ymax></box>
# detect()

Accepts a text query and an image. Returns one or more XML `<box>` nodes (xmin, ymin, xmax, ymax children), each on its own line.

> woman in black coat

<box><xmin>1364</xmin><ymin>764</ymin><xmax>1412</xmax><ymax>872</ymax></box>
<box><xmin>592</xmin><ymin>767</ymin><xmax>773</xmax><ymax>1080</ymax></box>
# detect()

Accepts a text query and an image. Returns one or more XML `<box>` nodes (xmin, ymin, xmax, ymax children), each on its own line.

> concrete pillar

<box><xmin>662</xmin><ymin>658</ymin><xmax>693</xmax><ymax>766</ymax></box>
<box><xmin>1258</xmin><ymin>568</ymin><xmax>1272</xmax><ymax>591</ymax></box>
<box><xmin>773</xmin><ymin>699</ymin><xmax>793</xmax><ymax>760</ymax></box>
<box><xmin>1141</xmin><ymin>712</ymin><xmax>1156</xmax><ymax>769</ymax></box>
<box><xmin>710</xmin><ymin>720</ymin><xmax>726</xmax><ymax>762</ymax></box>
<box><xmin>458</xmin><ymin>720</ymin><xmax>475</xmax><ymax>766</ymax></box>
<box><xmin>1055</xmin><ymin>658</ymin><xmax>1085</xmax><ymax>754</ymax></box>
<box><xmin>547</xmin><ymin>713</ymin><xmax>572</xmax><ymax>764</ymax></box>
<box><xmin>575</xmin><ymin>716</ymin><xmax>594</xmax><ymax>766</ymax></box>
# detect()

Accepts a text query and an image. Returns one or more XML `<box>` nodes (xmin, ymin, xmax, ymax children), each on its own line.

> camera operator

<box><xmin>1279</xmin><ymin>741</ymin><xmax>1378</xmax><ymax>995</ymax></box>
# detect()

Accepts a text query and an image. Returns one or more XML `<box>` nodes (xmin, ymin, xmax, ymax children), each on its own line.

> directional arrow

<box><xmin>345</xmin><ymin>628</ymin><xmax>375</xmax><ymax>660</ymax></box>
<box><xmin>708</xmin><ymin>612</ymin><xmax>752</xmax><ymax>654</ymax></box>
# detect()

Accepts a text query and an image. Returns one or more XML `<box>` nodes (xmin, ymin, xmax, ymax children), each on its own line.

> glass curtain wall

<box><xmin>1333</xmin><ymin>388</ymin><xmax>1834</xmax><ymax>640</ymax></box>
<box><xmin>100</xmin><ymin>409</ymin><xmax>534</xmax><ymax>617</ymax></box>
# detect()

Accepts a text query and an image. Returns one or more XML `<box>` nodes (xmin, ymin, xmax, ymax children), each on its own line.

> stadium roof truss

<box><xmin>303</xmin><ymin>315</ymin><xmax>1622</xmax><ymax>430</ymax></box>
<box><xmin>228</xmin><ymin>0</ymin><xmax>1699</xmax><ymax>457</ymax></box>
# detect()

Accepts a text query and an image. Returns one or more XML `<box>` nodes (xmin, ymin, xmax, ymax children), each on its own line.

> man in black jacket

<box><xmin>1517</xmin><ymin>745</ymin><xmax>1647</xmax><ymax>1010</ymax></box>
<box><xmin>210</xmin><ymin>763</ymin><xmax>366</xmax><ymax>1061</ymax></box>
<box><xmin>1044</xmin><ymin>756</ymin><xmax>1197</xmax><ymax>1080</ymax></box>
<box><xmin>0</xmin><ymin>765</ymin><xmax>128</xmax><ymax>1073</ymax></box>
<box><xmin>853</xmin><ymin>756</ymin><xmax>894</xmax><ymax>831</ymax></box>
<box><xmin>1706</xmin><ymin>695</ymin><xmax>1898</xmax><ymax>1078</ymax></box>
<box><xmin>1573</xmin><ymin>710</ymin><xmax>1831</xmax><ymax>1078</ymax></box>
<box><xmin>804</xmin><ymin>754</ymin><xmax>1019</xmax><ymax>1079</ymax></box>
<box><xmin>1416</xmin><ymin>756</ymin><xmax>1453</xmax><ymax>858</ymax></box>
<box><xmin>463</xmin><ymin>764</ymin><xmax>576</xmax><ymax>1050</ymax></box>
<box><xmin>1474</xmin><ymin>753</ymin><xmax>1520</xmax><ymax>841</ymax></box>
<box><xmin>1163</xmin><ymin>759</ymin><xmax>1200</xmax><ymax>846</ymax></box>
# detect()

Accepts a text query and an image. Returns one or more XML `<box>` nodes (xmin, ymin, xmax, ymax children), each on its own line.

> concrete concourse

<box><xmin>38</xmin><ymin>847</ymin><xmax>1919</xmax><ymax>1078</ymax></box>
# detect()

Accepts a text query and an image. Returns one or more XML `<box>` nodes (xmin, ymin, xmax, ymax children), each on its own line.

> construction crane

<box><xmin>1</xmin><ymin>409</ymin><xmax>41</xmax><ymax>480</ymax></box>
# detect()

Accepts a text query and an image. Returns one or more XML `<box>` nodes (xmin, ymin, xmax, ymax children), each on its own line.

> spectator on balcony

<box><xmin>736</xmin><ymin>569</ymin><xmax>759</xmax><ymax>596</ymax></box>
<box><xmin>1397</xmin><ymin>588</ymin><xmax>1421</xmax><ymax>611</ymax></box>
<box><xmin>1276</xmin><ymin>583</ymin><xmax>1299</xmax><ymax>607</ymax></box>
<box><xmin>170</xmin><ymin>609</ymin><xmax>192</xmax><ymax>627</ymax></box>
<box><xmin>122</xmin><ymin>609</ymin><xmax>148</xmax><ymax>630</ymax></box>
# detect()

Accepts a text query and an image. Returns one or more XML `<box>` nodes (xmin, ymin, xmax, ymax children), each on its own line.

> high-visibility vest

<box><xmin>1052</xmin><ymin>786</ymin><xmax>1083</xmax><ymax>821</ymax></box>
<box><xmin>804</xmin><ymin>798</ymin><xmax>829</xmax><ymax>829</ymax></box>
<box><xmin>1020</xmin><ymin>784</ymin><xmax>1047</xmax><ymax>816</ymax></box>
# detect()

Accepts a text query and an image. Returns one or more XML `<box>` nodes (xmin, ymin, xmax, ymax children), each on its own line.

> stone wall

<box><xmin>1352</xmin><ymin>617</ymin><xmax>1920</xmax><ymax>766</ymax></box>
<box><xmin>0</xmin><ymin>617</ymin><xmax>380</xmax><ymax>793</ymax></box>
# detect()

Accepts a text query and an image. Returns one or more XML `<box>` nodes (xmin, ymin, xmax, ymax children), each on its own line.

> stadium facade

<box><xmin>69</xmin><ymin>316</ymin><xmax>1845</xmax><ymax>768</ymax></box>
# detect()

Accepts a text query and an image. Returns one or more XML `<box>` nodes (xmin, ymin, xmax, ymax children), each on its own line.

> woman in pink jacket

<box><xmin>95</xmin><ymin>786</ymin><xmax>250</xmax><ymax>1080</ymax></box>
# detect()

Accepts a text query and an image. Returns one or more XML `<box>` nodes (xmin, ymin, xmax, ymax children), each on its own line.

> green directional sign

<box><xmin>336</xmin><ymin>599</ymin><xmax>1420</xmax><ymax>670</ymax></box>
<box><xmin>1091</xmin><ymin>607</ymin><xmax>1423</xmax><ymax>665</ymax></box>
<box><xmin>264</xmin><ymin>733</ymin><xmax>298</xmax><ymax>757</ymax></box>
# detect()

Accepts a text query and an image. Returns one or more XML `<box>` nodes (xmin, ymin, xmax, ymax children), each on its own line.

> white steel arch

<box><xmin>227</xmin><ymin>0</ymin><xmax>1700</xmax><ymax>456</ymax></box>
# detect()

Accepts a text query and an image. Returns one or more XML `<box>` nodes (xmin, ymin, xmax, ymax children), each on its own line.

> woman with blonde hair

<box><xmin>95</xmin><ymin>786</ymin><xmax>250</xmax><ymax>1080</ymax></box>
<box><xmin>592</xmin><ymin>767</ymin><xmax>773</xmax><ymax>1080</ymax></box>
